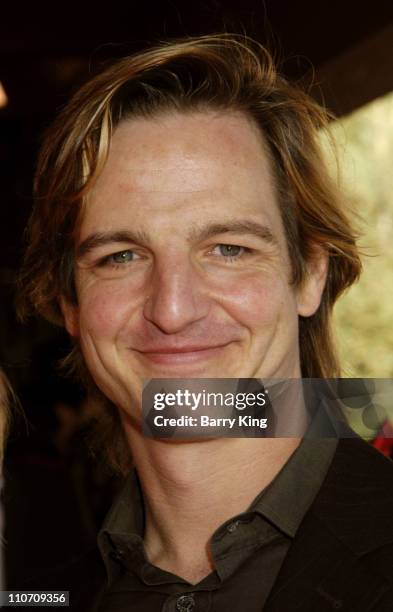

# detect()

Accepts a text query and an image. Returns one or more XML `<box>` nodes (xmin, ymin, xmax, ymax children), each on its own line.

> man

<box><xmin>18</xmin><ymin>34</ymin><xmax>393</xmax><ymax>610</ymax></box>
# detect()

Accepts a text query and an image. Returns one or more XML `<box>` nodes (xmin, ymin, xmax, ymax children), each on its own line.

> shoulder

<box><xmin>326</xmin><ymin>435</ymin><xmax>393</xmax><ymax>495</ymax></box>
<box><xmin>266</xmin><ymin>439</ymin><xmax>393</xmax><ymax>609</ymax></box>
<box><xmin>312</xmin><ymin>436</ymin><xmax>393</xmax><ymax>554</ymax></box>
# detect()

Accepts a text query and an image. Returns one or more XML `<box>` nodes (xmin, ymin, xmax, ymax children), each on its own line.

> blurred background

<box><xmin>0</xmin><ymin>0</ymin><xmax>392</xmax><ymax>588</ymax></box>
<box><xmin>330</xmin><ymin>93</ymin><xmax>393</xmax><ymax>377</ymax></box>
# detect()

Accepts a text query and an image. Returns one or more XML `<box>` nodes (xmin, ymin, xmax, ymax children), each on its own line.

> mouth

<box><xmin>134</xmin><ymin>343</ymin><xmax>232</xmax><ymax>366</ymax></box>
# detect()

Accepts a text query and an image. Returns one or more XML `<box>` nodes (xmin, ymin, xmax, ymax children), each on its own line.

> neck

<box><xmin>121</xmin><ymin>416</ymin><xmax>300</xmax><ymax>582</ymax></box>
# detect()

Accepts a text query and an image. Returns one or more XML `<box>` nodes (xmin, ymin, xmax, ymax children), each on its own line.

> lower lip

<box><xmin>137</xmin><ymin>346</ymin><xmax>229</xmax><ymax>365</ymax></box>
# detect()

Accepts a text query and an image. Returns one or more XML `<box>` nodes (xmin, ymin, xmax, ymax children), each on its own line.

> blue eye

<box><xmin>210</xmin><ymin>244</ymin><xmax>252</xmax><ymax>263</ymax></box>
<box><xmin>110</xmin><ymin>250</ymin><xmax>134</xmax><ymax>264</ymax></box>
<box><xmin>217</xmin><ymin>245</ymin><xmax>242</xmax><ymax>257</ymax></box>
<box><xmin>98</xmin><ymin>250</ymin><xmax>136</xmax><ymax>267</ymax></box>
<box><xmin>211</xmin><ymin>244</ymin><xmax>247</xmax><ymax>261</ymax></box>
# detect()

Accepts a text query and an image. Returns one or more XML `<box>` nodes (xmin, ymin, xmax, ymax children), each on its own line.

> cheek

<box><xmin>212</xmin><ymin>271</ymin><xmax>294</xmax><ymax>328</ymax></box>
<box><xmin>78</xmin><ymin>280</ymin><xmax>139</xmax><ymax>340</ymax></box>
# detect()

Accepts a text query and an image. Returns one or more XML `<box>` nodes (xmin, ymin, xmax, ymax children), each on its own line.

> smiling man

<box><xmin>69</xmin><ymin>111</ymin><xmax>322</xmax><ymax>411</ymax></box>
<box><xmin>18</xmin><ymin>35</ymin><xmax>393</xmax><ymax>611</ymax></box>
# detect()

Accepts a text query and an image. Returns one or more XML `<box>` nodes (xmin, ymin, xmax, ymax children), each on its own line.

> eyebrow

<box><xmin>77</xmin><ymin>230</ymin><xmax>151</xmax><ymax>258</ymax></box>
<box><xmin>76</xmin><ymin>220</ymin><xmax>277</xmax><ymax>259</ymax></box>
<box><xmin>188</xmin><ymin>221</ymin><xmax>277</xmax><ymax>244</ymax></box>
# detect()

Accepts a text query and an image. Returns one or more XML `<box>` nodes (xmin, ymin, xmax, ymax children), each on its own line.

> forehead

<box><xmin>82</xmin><ymin>110</ymin><xmax>283</xmax><ymax>238</ymax></box>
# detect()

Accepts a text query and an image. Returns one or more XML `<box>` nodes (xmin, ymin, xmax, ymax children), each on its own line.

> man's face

<box><xmin>62</xmin><ymin>110</ymin><xmax>325</xmax><ymax>416</ymax></box>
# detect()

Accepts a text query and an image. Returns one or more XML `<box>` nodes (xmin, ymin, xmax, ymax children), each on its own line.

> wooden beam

<box><xmin>312</xmin><ymin>22</ymin><xmax>393</xmax><ymax>117</ymax></box>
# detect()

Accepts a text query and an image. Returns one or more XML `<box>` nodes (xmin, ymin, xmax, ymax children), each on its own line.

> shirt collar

<box><xmin>98</xmin><ymin>437</ymin><xmax>338</xmax><ymax>581</ymax></box>
<box><xmin>98</xmin><ymin>470</ymin><xmax>144</xmax><ymax>584</ymax></box>
<box><xmin>248</xmin><ymin>437</ymin><xmax>338</xmax><ymax>537</ymax></box>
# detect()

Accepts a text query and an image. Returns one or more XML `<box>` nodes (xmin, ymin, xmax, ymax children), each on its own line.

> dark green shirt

<box><xmin>97</xmin><ymin>439</ymin><xmax>337</xmax><ymax>611</ymax></box>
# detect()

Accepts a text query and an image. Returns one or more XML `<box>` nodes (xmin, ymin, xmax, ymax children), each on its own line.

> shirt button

<box><xmin>227</xmin><ymin>520</ymin><xmax>240</xmax><ymax>533</ymax></box>
<box><xmin>176</xmin><ymin>594</ymin><xmax>195</xmax><ymax>611</ymax></box>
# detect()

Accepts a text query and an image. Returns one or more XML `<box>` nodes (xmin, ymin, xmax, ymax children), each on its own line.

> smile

<box><xmin>134</xmin><ymin>344</ymin><xmax>231</xmax><ymax>365</ymax></box>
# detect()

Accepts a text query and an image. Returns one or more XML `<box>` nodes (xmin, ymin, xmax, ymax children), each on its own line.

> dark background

<box><xmin>1</xmin><ymin>0</ymin><xmax>392</xmax><ymax>586</ymax></box>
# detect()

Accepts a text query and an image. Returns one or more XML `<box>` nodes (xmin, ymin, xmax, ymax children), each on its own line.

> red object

<box><xmin>372</xmin><ymin>420</ymin><xmax>393</xmax><ymax>458</ymax></box>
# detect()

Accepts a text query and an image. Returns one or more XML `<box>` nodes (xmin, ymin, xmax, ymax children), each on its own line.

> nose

<box><xmin>143</xmin><ymin>257</ymin><xmax>210</xmax><ymax>334</ymax></box>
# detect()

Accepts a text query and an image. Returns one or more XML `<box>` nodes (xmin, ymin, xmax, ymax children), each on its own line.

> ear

<box><xmin>59</xmin><ymin>296</ymin><xmax>80</xmax><ymax>337</ymax></box>
<box><xmin>296</xmin><ymin>248</ymin><xmax>329</xmax><ymax>317</ymax></box>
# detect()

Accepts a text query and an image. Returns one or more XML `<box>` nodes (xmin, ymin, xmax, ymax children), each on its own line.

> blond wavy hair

<box><xmin>18</xmin><ymin>34</ymin><xmax>362</xmax><ymax>471</ymax></box>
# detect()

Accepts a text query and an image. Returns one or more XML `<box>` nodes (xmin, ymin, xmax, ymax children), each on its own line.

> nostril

<box><xmin>142</xmin><ymin>280</ymin><xmax>209</xmax><ymax>335</ymax></box>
